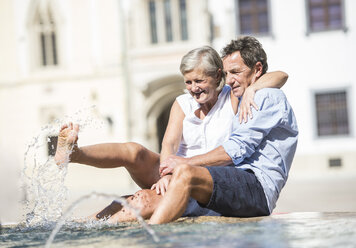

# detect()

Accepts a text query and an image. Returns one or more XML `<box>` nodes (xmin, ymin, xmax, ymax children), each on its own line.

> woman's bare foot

<box><xmin>54</xmin><ymin>122</ymin><xmax>79</xmax><ymax>166</ymax></box>
<box><xmin>107</xmin><ymin>190</ymin><xmax>162</xmax><ymax>224</ymax></box>
<box><xmin>83</xmin><ymin>190</ymin><xmax>162</xmax><ymax>224</ymax></box>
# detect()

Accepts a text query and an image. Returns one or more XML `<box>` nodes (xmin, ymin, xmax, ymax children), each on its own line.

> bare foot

<box><xmin>107</xmin><ymin>190</ymin><xmax>162</xmax><ymax>224</ymax></box>
<box><xmin>96</xmin><ymin>200</ymin><xmax>125</xmax><ymax>220</ymax></box>
<box><xmin>54</xmin><ymin>122</ymin><xmax>79</xmax><ymax>166</ymax></box>
<box><xmin>107</xmin><ymin>206</ymin><xmax>137</xmax><ymax>223</ymax></box>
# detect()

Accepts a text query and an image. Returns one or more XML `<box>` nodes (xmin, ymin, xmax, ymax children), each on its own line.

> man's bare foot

<box><xmin>54</xmin><ymin>122</ymin><xmax>79</xmax><ymax>166</ymax></box>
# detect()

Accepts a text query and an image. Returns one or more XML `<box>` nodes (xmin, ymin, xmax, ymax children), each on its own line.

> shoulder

<box><xmin>255</xmin><ymin>88</ymin><xmax>286</xmax><ymax>99</ymax></box>
<box><xmin>254</xmin><ymin>88</ymin><xmax>287</xmax><ymax>108</ymax></box>
<box><xmin>170</xmin><ymin>99</ymin><xmax>185</xmax><ymax>117</ymax></box>
<box><xmin>176</xmin><ymin>92</ymin><xmax>191</xmax><ymax>102</ymax></box>
<box><xmin>176</xmin><ymin>92</ymin><xmax>194</xmax><ymax>108</ymax></box>
<box><xmin>176</xmin><ymin>92</ymin><xmax>199</xmax><ymax>115</ymax></box>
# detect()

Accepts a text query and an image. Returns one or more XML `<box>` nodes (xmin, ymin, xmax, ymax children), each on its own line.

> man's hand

<box><xmin>150</xmin><ymin>175</ymin><xmax>172</xmax><ymax>195</ymax></box>
<box><xmin>159</xmin><ymin>155</ymin><xmax>187</xmax><ymax>177</ymax></box>
<box><xmin>239</xmin><ymin>86</ymin><xmax>259</xmax><ymax>123</ymax></box>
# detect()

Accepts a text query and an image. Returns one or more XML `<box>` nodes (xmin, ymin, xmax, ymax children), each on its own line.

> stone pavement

<box><xmin>274</xmin><ymin>174</ymin><xmax>356</xmax><ymax>213</ymax></box>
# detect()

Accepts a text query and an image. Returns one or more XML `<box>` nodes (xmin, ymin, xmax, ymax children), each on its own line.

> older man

<box><xmin>149</xmin><ymin>36</ymin><xmax>298</xmax><ymax>224</ymax></box>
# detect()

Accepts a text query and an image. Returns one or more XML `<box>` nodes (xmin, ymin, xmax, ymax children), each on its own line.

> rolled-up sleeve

<box><xmin>223</xmin><ymin>91</ymin><xmax>286</xmax><ymax>165</ymax></box>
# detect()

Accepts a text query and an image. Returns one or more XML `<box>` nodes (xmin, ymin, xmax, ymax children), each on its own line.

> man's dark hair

<box><xmin>221</xmin><ymin>36</ymin><xmax>268</xmax><ymax>75</ymax></box>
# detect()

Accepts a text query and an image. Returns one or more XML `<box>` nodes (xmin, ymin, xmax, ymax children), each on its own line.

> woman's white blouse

<box><xmin>176</xmin><ymin>85</ymin><xmax>235</xmax><ymax>158</ymax></box>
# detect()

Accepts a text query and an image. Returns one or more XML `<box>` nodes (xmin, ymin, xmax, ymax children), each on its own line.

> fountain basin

<box><xmin>1</xmin><ymin>212</ymin><xmax>356</xmax><ymax>247</ymax></box>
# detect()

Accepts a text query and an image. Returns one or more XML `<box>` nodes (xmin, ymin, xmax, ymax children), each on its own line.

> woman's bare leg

<box><xmin>86</xmin><ymin>195</ymin><xmax>131</xmax><ymax>221</ymax></box>
<box><xmin>87</xmin><ymin>190</ymin><xmax>162</xmax><ymax>223</ymax></box>
<box><xmin>108</xmin><ymin>189</ymin><xmax>163</xmax><ymax>223</ymax></box>
<box><xmin>54</xmin><ymin>123</ymin><xmax>160</xmax><ymax>188</ymax></box>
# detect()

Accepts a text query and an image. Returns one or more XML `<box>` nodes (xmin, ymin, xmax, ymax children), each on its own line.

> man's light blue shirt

<box><xmin>222</xmin><ymin>88</ymin><xmax>298</xmax><ymax>213</ymax></box>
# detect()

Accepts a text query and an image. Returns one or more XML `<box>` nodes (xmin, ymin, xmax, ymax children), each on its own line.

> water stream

<box><xmin>45</xmin><ymin>192</ymin><xmax>159</xmax><ymax>248</ymax></box>
<box><xmin>19</xmin><ymin>107</ymin><xmax>160</xmax><ymax>245</ymax></box>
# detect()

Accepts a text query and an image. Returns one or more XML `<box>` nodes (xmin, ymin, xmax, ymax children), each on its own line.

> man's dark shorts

<box><xmin>182</xmin><ymin>166</ymin><xmax>270</xmax><ymax>217</ymax></box>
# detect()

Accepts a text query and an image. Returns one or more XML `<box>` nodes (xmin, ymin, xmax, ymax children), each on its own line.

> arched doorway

<box><xmin>156</xmin><ymin>99</ymin><xmax>175</xmax><ymax>151</ymax></box>
<box><xmin>144</xmin><ymin>75</ymin><xmax>185</xmax><ymax>152</ymax></box>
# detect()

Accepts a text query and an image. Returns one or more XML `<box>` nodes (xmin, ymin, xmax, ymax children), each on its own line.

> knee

<box><xmin>171</xmin><ymin>163</ymin><xmax>194</xmax><ymax>186</ymax></box>
<box><xmin>125</xmin><ymin>142</ymin><xmax>146</xmax><ymax>163</ymax></box>
<box><xmin>130</xmin><ymin>189</ymin><xmax>156</xmax><ymax>209</ymax></box>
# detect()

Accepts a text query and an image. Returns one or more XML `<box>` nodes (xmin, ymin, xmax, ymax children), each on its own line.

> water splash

<box><xmin>22</xmin><ymin>126</ymin><xmax>69</xmax><ymax>227</ymax></box>
<box><xmin>21</xmin><ymin>106</ymin><xmax>160</xmax><ymax>247</ymax></box>
<box><xmin>45</xmin><ymin>192</ymin><xmax>160</xmax><ymax>248</ymax></box>
<box><xmin>22</xmin><ymin>106</ymin><xmax>103</xmax><ymax>227</ymax></box>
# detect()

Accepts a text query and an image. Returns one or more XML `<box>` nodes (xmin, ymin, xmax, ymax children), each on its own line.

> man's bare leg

<box><xmin>149</xmin><ymin>164</ymin><xmax>213</xmax><ymax>224</ymax></box>
<box><xmin>54</xmin><ymin>123</ymin><xmax>160</xmax><ymax>188</ymax></box>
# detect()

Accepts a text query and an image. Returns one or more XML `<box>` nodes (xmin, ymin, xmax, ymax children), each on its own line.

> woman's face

<box><xmin>183</xmin><ymin>68</ymin><xmax>220</xmax><ymax>106</ymax></box>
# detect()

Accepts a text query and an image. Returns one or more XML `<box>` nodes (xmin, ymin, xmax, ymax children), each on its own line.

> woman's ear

<box><xmin>216</xmin><ymin>69</ymin><xmax>222</xmax><ymax>82</ymax></box>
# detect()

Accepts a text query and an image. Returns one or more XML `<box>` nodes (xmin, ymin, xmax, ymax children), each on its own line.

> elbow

<box><xmin>161</xmin><ymin>140</ymin><xmax>178</xmax><ymax>153</ymax></box>
<box><xmin>280</xmin><ymin>71</ymin><xmax>289</xmax><ymax>86</ymax></box>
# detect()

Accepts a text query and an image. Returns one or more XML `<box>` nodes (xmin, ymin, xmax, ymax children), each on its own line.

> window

<box><xmin>236</xmin><ymin>0</ymin><xmax>270</xmax><ymax>35</ymax></box>
<box><xmin>329</xmin><ymin>158</ymin><xmax>342</xmax><ymax>167</ymax></box>
<box><xmin>164</xmin><ymin>0</ymin><xmax>173</xmax><ymax>42</ymax></box>
<box><xmin>315</xmin><ymin>91</ymin><xmax>349</xmax><ymax>136</ymax></box>
<box><xmin>34</xmin><ymin>5</ymin><xmax>58</xmax><ymax>67</ymax></box>
<box><xmin>179</xmin><ymin>0</ymin><xmax>188</xmax><ymax>40</ymax></box>
<box><xmin>148</xmin><ymin>0</ymin><xmax>188</xmax><ymax>44</ymax></box>
<box><xmin>149</xmin><ymin>0</ymin><xmax>158</xmax><ymax>43</ymax></box>
<box><xmin>307</xmin><ymin>0</ymin><xmax>344</xmax><ymax>32</ymax></box>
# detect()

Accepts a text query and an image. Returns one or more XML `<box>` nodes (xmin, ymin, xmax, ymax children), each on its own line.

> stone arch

<box><xmin>143</xmin><ymin>74</ymin><xmax>185</xmax><ymax>152</ymax></box>
<box><xmin>27</xmin><ymin>0</ymin><xmax>64</xmax><ymax>26</ymax></box>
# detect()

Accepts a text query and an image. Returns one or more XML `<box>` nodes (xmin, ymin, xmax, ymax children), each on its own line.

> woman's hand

<box><xmin>238</xmin><ymin>70</ymin><xmax>288</xmax><ymax>123</ymax></box>
<box><xmin>151</xmin><ymin>175</ymin><xmax>172</xmax><ymax>195</ymax></box>
<box><xmin>239</xmin><ymin>85</ymin><xmax>259</xmax><ymax>123</ymax></box>
<box><xmin>160</xmin><ymin>155</ymin><xmax>187</xmax><ymax>176</ymax></box>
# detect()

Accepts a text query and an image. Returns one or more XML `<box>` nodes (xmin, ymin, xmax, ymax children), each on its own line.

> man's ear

<box><xmin>254</xmin><ymin>62</ymin><xmax>263</xmax><ymax>78</ymax></box>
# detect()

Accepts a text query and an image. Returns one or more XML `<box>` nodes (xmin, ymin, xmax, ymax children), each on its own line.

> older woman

<box><xmin>55</xmin><ymin>46</ymin><xmax>287</xmax><ymax>222</ymax></box>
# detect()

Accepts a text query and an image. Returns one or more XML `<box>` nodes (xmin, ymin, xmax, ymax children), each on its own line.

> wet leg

<box><xmin>149</xmin><ymin>164</ymin><xmax>213</xmax><ymax>224</ymax></box>
<box><xmin>107</xmin><ymin>189</ymin><xmax>163</xmax><ymax>223</ymax></box>
<box><xmin>55</xmin><ymin>123</ymin><xmax>160</xmax><ymax>188</ymax></box>
<box><xmin>85</xmin><ymin>195</ymin><xmax>132</xmax><ymax>221</ymax></box>
<box><xmin>75</xmin><ymin>142</ymin><xmax>160</xmax><ymax>188</ymax></box>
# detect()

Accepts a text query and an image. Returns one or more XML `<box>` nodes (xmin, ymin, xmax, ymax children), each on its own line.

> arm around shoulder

<box><xmin>252</xmin><ymin>71</ymin><xmax>288</xmax><ymax>91</ymax></box>
<box><xmin>239</xmin><ymin>71</ymin><xmax>288</xmax><ymax>123</ymax></box>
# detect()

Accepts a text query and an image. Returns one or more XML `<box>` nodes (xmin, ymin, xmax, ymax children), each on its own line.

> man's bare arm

<box><xmin>187</xmin><ymin>146</ymin><xmax>232</xmax><ymax>167</ymax></box>
<box><xmin>160</xmin><ymin>146</ymin><xmax>232</xmax><ymax>176</ymax></box>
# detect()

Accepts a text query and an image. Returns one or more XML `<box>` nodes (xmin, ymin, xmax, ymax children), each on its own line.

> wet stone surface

<box><xmin>1</xmin><ymin>212</ymin><xmax>356</xmax><ymax>247</ymax></box>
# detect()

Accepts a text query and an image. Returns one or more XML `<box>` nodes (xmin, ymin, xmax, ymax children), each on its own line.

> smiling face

<box><xmin>184</xmin><ymin>67</ymin><xmax>220</xmax><ymax>107</ymax></box>
<box><xmin>223</xmin><ymin>51</ymin><xmax>259</xmax><ymax>98</ymax></box>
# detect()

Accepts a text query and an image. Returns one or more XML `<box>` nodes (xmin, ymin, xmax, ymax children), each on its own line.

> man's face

<box><xmin>223</xmin><ymin>51</ymin><xmax>256</xmax><ymax>98</ymax></box>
